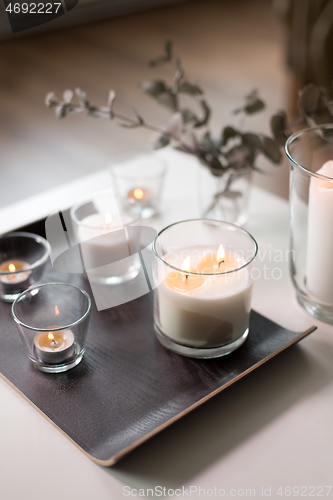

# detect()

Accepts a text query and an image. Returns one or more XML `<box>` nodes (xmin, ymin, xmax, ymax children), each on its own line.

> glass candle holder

<box><xmin>152</xmin><ymin>219</ymin><xmax>258</xmax><ymax>358</ymax></box>
<box><xmin>286</xmin><ymin>124</ymin><xmax>333</xmax><ymax>323</ymax></box>
<box><xmin>110</xmin><ymin>151</ymin><xmax>167</xmax><ymax>218</ymax></box>
<box><xmin>12</xmin><ymin>283</ymin><xmax>91</xmax><ymax>373</ymax></box>
<box><xmin>0</xmin><ymin>232</ymin><xmax>50</xmax><ymax>303</ymax></box>
<box><xmin>70</xmin><ymin>195</ymin><xmax>142</xmax><ymax>285</ymax></box>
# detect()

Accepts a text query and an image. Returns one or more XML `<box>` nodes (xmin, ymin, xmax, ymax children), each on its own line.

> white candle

<box><xmin>34</xmin><ymin>328</ymin><xmax>75</xmax><ymax>364</ymax></box>
<box><xmin>0</xmin><ymin>259</ymin><xmax>30</xmax><ymax>284</ymax></box>
<box><xmin>155</xmin><ymin>246</ymin><xmax>252</xmax><ymax>347</ymax></box>
<box><xmin>306</xmin><ymin>160</ymin><xmax>333</xmax><ymax>303</ymax></box>
<box><xmin>77</xmin><ymin>213</ymin><xmax>139</xmax><ymax>282</ymax></box>
<box><xmin>127</xmin><ymin>187</ymin><xmax>152</xmax><ymax>207</ymax></box>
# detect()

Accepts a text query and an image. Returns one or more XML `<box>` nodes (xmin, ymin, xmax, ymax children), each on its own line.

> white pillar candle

<box><xmin>306</xmin><ymin>160</ymin><xmax>333</xmax><ymax>303</ymax></box>
<box><xmin>34</xmin><ymin>328</ymin><xmax>75</xmax><ymax>364</ymax></box>
<box><xmin>77</xmin><ymin>213</ymin><xmax>140</xmax><ymax>282</ymax></box>
<box><xmin>155</xmin><ymin>246</ymin><xmax>252</xmax><ymax>348</ymax></box>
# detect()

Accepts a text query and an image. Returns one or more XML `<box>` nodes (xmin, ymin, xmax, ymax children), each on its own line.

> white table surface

<box><xmin>0</xmin><ymin>150</ymin><xmax>332</xmax><ymax>500</ymax></box>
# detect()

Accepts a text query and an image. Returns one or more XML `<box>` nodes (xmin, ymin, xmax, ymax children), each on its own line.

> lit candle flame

<box><xmin>133</xmin><ymin>188</ymin><xmax>144</xmax><ymax>200</ymax></box>
<box><xmin>8</xmin><ymin>263</ymin><xmax>16</xmax><ymax>272</ymax></box>
<box><xmin>217</xmin><ymin>244</ymin><xmax>225</xmax><ymax>266</ymax></box>
<box><xmin>55</xmin><ymin>305</ymin><xmax>60</xmax><ymax>316</ymax></box>
<box><xmin>48</xmin><ymin>333</ymin><xmax>55</xmax><ymax>342</ymax></box>
<box><xmin>105</xmin><ymin>213</ymin><xmax>113</xmax><ymax>225</ymax></box>
<box><xmin>181</xmin><ymin>256</ymin><xmax>191</xmax><ymax>279</ymax></box>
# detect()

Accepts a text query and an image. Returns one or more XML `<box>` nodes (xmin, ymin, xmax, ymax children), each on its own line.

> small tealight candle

<box><xmin>0</xmin><ymin>260</ymin><xmax>30</xmax><ymax>284</ymax></box>
<box><xmin>127</xmin><ymin>187</ymin><xmax>152</xmax><ymax>206</ymax></box>
<box><xmin>34</xmin><ymin>328</ymin><xmax>75</xmax><ymax>364</ymax></box>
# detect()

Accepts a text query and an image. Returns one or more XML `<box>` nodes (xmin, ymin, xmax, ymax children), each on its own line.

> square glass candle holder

<box><xmin>12</xmin><ymin>283</ymin><xmax>91</xmax><ymax>373</ymax></box>
<box><xmin>70</xmin><ymin>195</ymin><xmax>142</xmax><ymax>285</ymax></box>
<box><xmin>0</xmin><ymin>232</ymin><xmax>50</xmax><ymax>303</ymax></box>
<box><xmin>286</xmin><ymin>124</ymin><xmax>333</xmax><ymax>323</ymax></box>
<box><xmin>110</xmin><ymin>152</ymin><xmax>167</xmax><ymax>219</ymax></box>
<box><xmin>152</xmin><ymin>219</ymin><xmax>258</xmax><ymax>359</ymax></box>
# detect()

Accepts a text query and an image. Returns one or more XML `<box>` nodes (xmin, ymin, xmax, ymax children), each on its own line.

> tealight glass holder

<box><xmin>286</xmin><ymin>124</ymin><xmax>333</xmax><ymax>323</ymax></box>
<box><xmin>110</xmin><ymin>151</ymin><xmax>167</xmax><ymax>218</ymax></box>
<box><xmin>152</xmin><ymin>219</ymin><xmax>258</xmax><ymax>358</ymax></box>
<box><xmin>12</xmin><ymin>283</ymin><xmax>91</xmax><ymax>373</ymax></box>
<box><xmin>70</xmin><ymin>195</ymin><xmax>142</xmax><ymax>285</ymax></box>
<box><xmin>0</xmin><ymin>232</ymin><xmax>51</xmax><ymax>303</ymax></box>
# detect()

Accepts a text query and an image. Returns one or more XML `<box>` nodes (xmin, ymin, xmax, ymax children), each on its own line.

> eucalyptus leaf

<box><xmin>246</xmin><ymin>89</ymin><xmax>259</xmax><ymax>101</ymax></box>
<box><xmin>226</xmin><ymin>144</ymin><xmax>254</xmax><ymax>168</ymax></box>
<box><xmin>87</xmin><ymin>106</ymin><xmax>108</xmax><ymax>119</ymax></box>
<box><xmin>75</xmin><ymin>88</ymin><xmax>89</xmax><ymax>108</ymax></box>
<box><xmin>108</xmin><ymin>90</ymin><xmax>116</xmax><ymax>117</ymax></box>
<box><xmin>149</xmin><ymin>40</ymin><xmax>173</xmax><ymax>67</ymax></box>
<box><xmin>55</xmin><ymin>104</ymin><xmax>67</xmax><ymax>119</ymax></box>
<box><xmin>151</xmin><ymin>132</ymin><xmax>170</xmax><ymax>149</ymax></box>
<box><xmin>308</xmin><ymin>90</ymin><xmax>333</xmax><ymax>125</ymax></box>
<box><xmin>193</xmin><ymin>100</ymin><xmax>210</xmax><ymax>128</ymax></box>
<box><xmin>262</xmin><ymin>136</ymin><xmax>282</xmax><ymax>164</ymax></box>
<box><xmin>45</xmin><ymin>92</ymin><xmax>58</xmax><ymax>107</ymax></box>
<box><xmin>244</xmin><ymin>99</ymin><xmax>265</xmax><ymax>114</ymax></box>
<box><xmin>165</xmin><ymin>112</ymin><xmax>183</xmax><ymax>139</ymax></box>
<box><xmin>178</xmin><ymin>82</ymin><xmax>203</xmax><ymax>95</ymax></box>
<box><xmin>270</xmin><ymin>111</ymin><xmax>288</xmax><ymax>146</ymax></box>
<box><xmin>200</xmin><ymin>131</ymin><xmax>213</xmax><ymax>149</ymax></box>
<box><xmin>157</xmin><ymin>91</ymin><xmax>178</xmax><ymax>111</ymax></box>
<box><xmin>221</xmin><ymin>126</ymin><xmax>238</xmax><ymax>145</ymax></box>
<box><xmin>298</xmin><ymin>84</ymin><xmax>321</xmax><ymax>116</ymax></box>
<box><xmin>63</xmin><ymin>89</ymin><xmax>73</xmax><ymax>104</ymax></box>
<box><xmin>181</xmin><ymin>108</ymin><xmax>197</xmax><ymax>123</ymax></box>
<box><xmin>140</xmin><ymin>80</ymin><xmax>168</xmax><ymax>97</ymax></box>
<box><xmin>203</xmin><ymin>155</ymin><xmax>225</xmax><ymax>173</ymax></box>
<box><xmin>242</xmin><ymin>132</ymin><xmax>262</xmax><ymax>149</ymax></box>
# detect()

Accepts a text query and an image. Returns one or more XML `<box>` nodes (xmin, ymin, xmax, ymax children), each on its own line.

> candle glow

<box><xmin>8</xmin><ymin>263</ymin><xmax>16</xmax><ymax>272</ymax></box>
<box><xmin>133</xmin><ymin>188</ymin><xmax>144</xmax><ymax>200</ymax></box>
<box><xmin>105</xmin><ymin>213</ymin><xmax>113</xmax><ymax>225</ymax></box>
<box><xmin>181</xmin><ymin>256</ymin><xmax>191</xmax><ymax>273</ymax></box>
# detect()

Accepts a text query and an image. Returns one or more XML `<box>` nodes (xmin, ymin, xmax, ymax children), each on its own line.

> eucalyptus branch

<box><xmin>45</xmin><ymin>41</ymin><xmax>333</xmax><ymax>194</ymax></box>
<box><xmin>45</xmin><ymin>88</ymin><xmax>194</xmax><ymax>155</ymax></box>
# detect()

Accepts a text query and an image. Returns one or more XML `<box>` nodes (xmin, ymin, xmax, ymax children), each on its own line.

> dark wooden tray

<box><xmin>0</xmin><ymin>218</ymin><xmax>316</xmax><ymax>466</ymax></box>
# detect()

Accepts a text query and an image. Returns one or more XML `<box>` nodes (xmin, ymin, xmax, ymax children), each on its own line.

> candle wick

<box><xmin>183</xmin><ymin>274</ymin><xmax>189</xmax><ymax>283</ymax></box>
<box><xmin>218</xmin><ymin>259</ymin><xmax>224</xmax><ymax>268</ymax></box>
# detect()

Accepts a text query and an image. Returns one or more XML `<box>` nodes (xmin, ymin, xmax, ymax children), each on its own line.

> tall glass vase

<box><xmin>198</xmin><ymin>167</ymin><xmax>252</xmax><ymax>226</ymax></box>
<box><xmin>286</xmin><ymin>124</ymin><xmax>333</xmax><ymax>324</ymax></box>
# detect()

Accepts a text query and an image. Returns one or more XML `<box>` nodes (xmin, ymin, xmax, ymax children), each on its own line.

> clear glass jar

<box><xmin>198</xmin><ymin>167</ymin><xmax>252</xmax><ymax>226</ymax></box>
<box><xmin>70</xmin><ymin>194</ymin><xmax>142</xmax><ymax>285</ymax></box>
<box><xmin>110</xmin><ymin>151</ymin><xmax>167</xmax><ymax>219</ymax></box>
<box><xmin>286</xmin><ymin>124</ymin><xmax>333</xmax><ymax>323</ymax></box>
<box><xmin>0</xmin><ymin>232</ymin><xmax>50</xmax><ymax>302</ymax></box>
<box><xmin>12</xmin><ymin>283</ymin><xmax>91</xmax><ymax>373</ymax></box>
<box><xmin>152</xmin><ymin>219</ymin><xmax>258</xmax><ymax>358</ymax></box>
